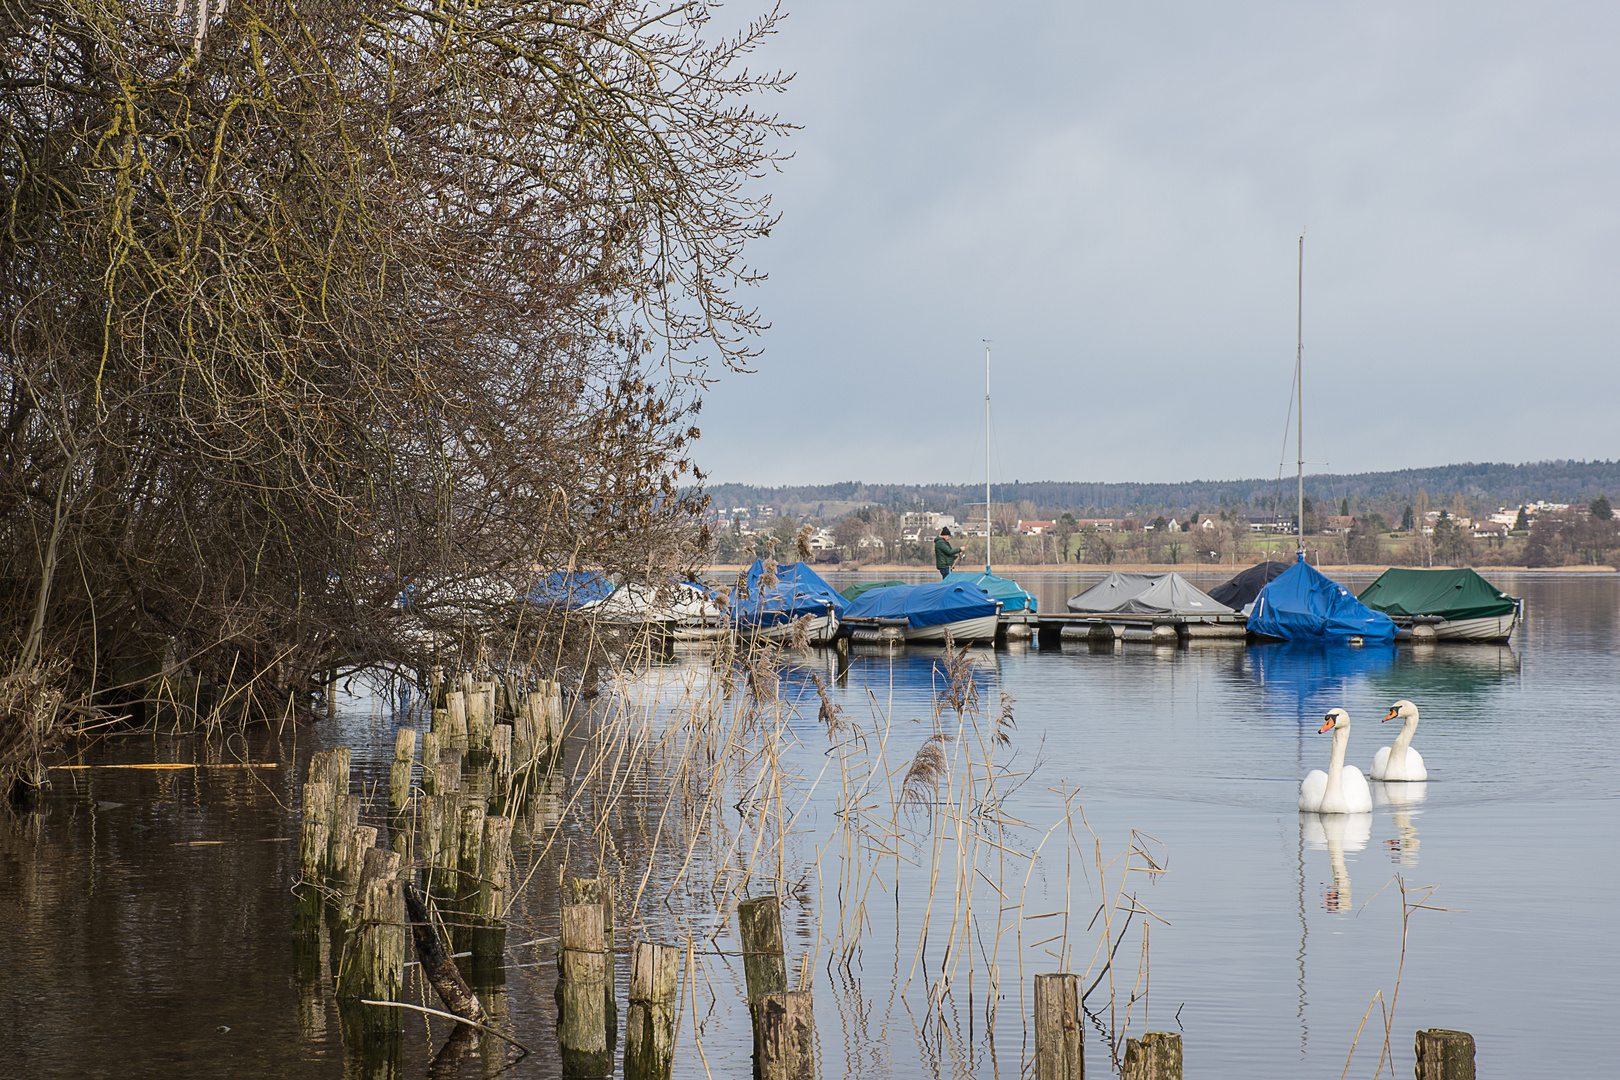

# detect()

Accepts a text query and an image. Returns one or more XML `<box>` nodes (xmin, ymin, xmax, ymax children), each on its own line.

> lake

<box><xmin>3</xmin><ymin>570</ymin><xmax>1615</xmax><ymax>1078</ymax></box>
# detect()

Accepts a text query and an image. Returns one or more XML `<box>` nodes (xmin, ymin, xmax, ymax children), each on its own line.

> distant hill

<box><xmin>701</xmin><ymin>460</ymin><xmax>1620</xmax><ymax>522</ymax></box>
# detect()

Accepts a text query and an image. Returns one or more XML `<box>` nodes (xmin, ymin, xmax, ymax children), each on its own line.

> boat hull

<box><xmin>904</xmin><ymin>614</ymin><xmax>999</xmax><ymax>643</ymax></box>
<box><xmin>741</xmin><ymin>613</ymin><xmax>840</xmax><ymax>645</ymax></box>
<box><xmin>1400</xmin><ymin>607</ymin><xmax>1520</xmax><ymax>643</ymax></box>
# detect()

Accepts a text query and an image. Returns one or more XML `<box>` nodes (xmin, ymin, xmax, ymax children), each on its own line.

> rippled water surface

<box><xmin>3</xmin><ymin>571</ymin><xmax>1615</xmax><ymax>1078</ymax></box>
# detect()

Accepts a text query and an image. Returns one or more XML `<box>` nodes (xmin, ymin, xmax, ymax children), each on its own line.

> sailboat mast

<box><xmin>985</xmin><ymin>342</ymin><xmax>992</xmax><ymax>572</ymax></box>
<box><xmin>1296</xmin><ymin>234</ymin><xmax>1305</xmax><ymax>560</ymax></box>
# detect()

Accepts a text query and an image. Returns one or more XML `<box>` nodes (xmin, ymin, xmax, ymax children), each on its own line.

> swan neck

<box><xmin>1326</xmin><ymin>723</ymin><xmax>1350</xmax><ymax>795</ymax></box>
<box><xmin>1391</xmin><ymin>713</ymin><xmax>1418</xmax><ymax>757</ymax></box>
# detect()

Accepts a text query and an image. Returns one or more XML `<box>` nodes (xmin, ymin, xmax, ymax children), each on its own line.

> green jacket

<box><xmin>934</xmin><ymin>534</ymin><xmax>963</xmax><ymax>572</ymax></box>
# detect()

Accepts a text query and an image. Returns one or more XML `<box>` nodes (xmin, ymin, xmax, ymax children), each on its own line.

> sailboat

<box><xmin>1246</xmin><ymin>236</ymin><xmax>1397</xmax><ymax>644</ymax></box>
<box><xmin>939</xmin><ymin>343</ymin><xmax>1039</xmax><ymax>638</ymax></box>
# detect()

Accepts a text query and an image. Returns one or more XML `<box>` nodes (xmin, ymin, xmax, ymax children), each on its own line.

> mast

<box><xmin>1296</xmin><ymin>233</ymin><xmax>1305</xmax><ymax>561</ymax></box>
<box><xmin>985</xmin><ymin>341</ymin><xmax>992</xmax><ymax>572</ymax></box>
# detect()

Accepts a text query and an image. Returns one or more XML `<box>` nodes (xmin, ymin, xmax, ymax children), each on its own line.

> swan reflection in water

<box><xmin>1373</xmin><ymin>780</ymin><xmax>1428</xmax><ymax>866</ymax></box>
<box><xmin>1300</xmin><ymin>812</ymin><xmax>1371</xmax><ymax>912</ymax></box>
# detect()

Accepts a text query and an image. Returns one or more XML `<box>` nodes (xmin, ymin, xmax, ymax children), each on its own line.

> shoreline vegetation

<box><xmin>705</xmin><ymin>561</ymin><xmax>1617</xmax><ymax>575</ymax></box>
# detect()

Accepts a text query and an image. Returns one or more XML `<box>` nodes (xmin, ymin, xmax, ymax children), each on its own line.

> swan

<box><xmin>1298</xmin><ymin>708</ymin><xmax>1373</xmax><ymax>814</ymax></box>
<box><xmin>1370</xmin><ymin>699</ymin><xmax>1428</xmax><ymax>781</ymax></box>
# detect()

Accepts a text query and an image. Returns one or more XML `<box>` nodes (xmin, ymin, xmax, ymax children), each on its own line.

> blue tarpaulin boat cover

<box><xmin>843</xmin><ymin>580</ymin><xmax>1001</xmax><ymax>628</ymax></box>
<box><xmin>521</xmin><ymin>570</ymin><xmax>615</xmax><ymax>609</ymax></box>
<box><xmin>941</xmin><ymin>571</ymin><xmax>1037</xmax><ymax>613</ymax></box>
<box><xmin>732</xmin><ymin>560</ymin><xmax>846</xmax><ymax>628</ymax></box>
<box><xmin>1248</xmin><ymin>559</ymin><xmax>1397</xmax><ymax>643</ymax></box>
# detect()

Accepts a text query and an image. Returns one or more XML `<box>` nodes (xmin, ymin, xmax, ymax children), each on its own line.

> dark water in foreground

<box><xmin>2</xmin><ymin>572</ymin><xmax>1616</xmax><ymax>1078</ymax></box>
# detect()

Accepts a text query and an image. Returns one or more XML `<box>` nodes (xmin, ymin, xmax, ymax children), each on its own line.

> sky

<box><xmin>691</xmin><ymin>0</ymin><xmax>1619</xmax><ymax>489</ymax></box>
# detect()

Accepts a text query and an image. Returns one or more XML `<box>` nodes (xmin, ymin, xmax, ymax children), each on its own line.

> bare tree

<box><xmin>1</xmin><ymin>0</ymin><xmax>789</xmax><ymax>792</ymax></box>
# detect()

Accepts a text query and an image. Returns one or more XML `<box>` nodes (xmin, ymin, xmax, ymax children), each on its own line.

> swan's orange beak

<box><xmin>1318</xmin><ymin>715</ymin><xmax>1336</xmax><ymax>733</ymax></box>
<box><xmin>1383</xmin><ymin>707</ymin><xmax>1399</xmax><ymax>722</ymax></box>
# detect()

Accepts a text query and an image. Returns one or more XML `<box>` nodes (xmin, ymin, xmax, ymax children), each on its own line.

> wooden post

<box><xmin>446</xmin><ymin>690</ymin><xmax>469</xmax><ymax>747</ymax></box>
<box><xmin>758</xmin><ymin>990</ymin><xmax>816</xmax><ymax>1080</ymax></box>
<box><xmin>739</xmin><ymin>895</ymin><xmax>788</xmax><ymax>1010</ymax></box>
<box><xmin>566</xmin><ymin>877</ymin><xmax>618</xmax><ymax>1032</ymax></box>
<box><xmin>328</xmin><ymin>794</ymin><xmax>360</xmax><ymax>886</ymax></box>
<box><xmin>1120</xmin><ymin>1031</ymin><xmax>1180</xmax><ymax>1080</ymax></box>
<box><xmin>339</xmin><ymin>824</ymin><xmax>379</xmax><ymax>908</ymax></box>
<box><xmin>389</xmin><ymin>728</ymin><xmax>417</xmax><ymax>815</ymax></box>
<box><xmin>340</xmin><ymin>848</ymin><xmax>406</xmax><ymax>1034</ymax></box>
<box><xmin>421</xmin><ymin>731</ymin><xmax>441</xmax><ymax>792</ymax></box>
<box><xmin>1034</xmin><ymin>973</ymin><xmax>1083</xmax><ymax>1080</ymax></box>
<box><xmin>491</xmin><ymin>724</ymin><xmax>513</xmax><ymax>799</ymax></box>
<box><xmin>455</xmin><ymin>803</ymin><xmax>486</xmax><ymax>912</ymax></box>
<box><xmin>299</xmin><ymin>768</ymin><xmax>334</xmax><ymax>883</ymax></box>
<box><xmin>470</xmin><ymin>815</ymin><xmax>513</xmax><ymax>979</ymax></box>
<box><xmin>1415</xmin><ymin>1029</ymin><xmax>1475</xmax><ymax>1080</ymax></box>
<box><xmin>559</xmin><ymin>902</ymin><xmax>613</xmax><ymax>1077</ymax></box>
<box><xmin>465</xmin><ymin>680</ymin><xmax>494</xmax><ymax>751</ymax></box>
<box><xmin>625</xmin><ymin>941</ymin><xmax>678</xmax><ymax>1080</ymax></box>
<box><xmin>420</xmin><ymin>795</ymin><xmax>447</xmax><ymax>888</ymax></box>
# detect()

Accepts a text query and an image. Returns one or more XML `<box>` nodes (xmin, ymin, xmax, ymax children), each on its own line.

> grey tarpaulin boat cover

<box><xmin>1066</xmin><ymin>572</ymin><xmax>1236</xmax><ymax>616</ymax></box>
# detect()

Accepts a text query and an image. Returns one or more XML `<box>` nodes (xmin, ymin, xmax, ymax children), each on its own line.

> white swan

<box><xmin>1370</xmin><ymin>699</ymin><xmax>1428</xmax><ymax>781</ymax></box>
<box><xmin>1298</xmin><ymin>708</ymin><xmax>1373</xmax><ymax>814</ymax></box>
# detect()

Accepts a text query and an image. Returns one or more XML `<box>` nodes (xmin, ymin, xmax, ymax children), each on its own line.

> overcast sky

<box><xmin>692</xmin><ymin>0</ymin><xmax>1618</xmax><ymax>488</ymax></box>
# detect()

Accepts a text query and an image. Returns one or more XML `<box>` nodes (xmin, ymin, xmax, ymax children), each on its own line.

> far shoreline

<box><xmin>702</xmin><ymin>562</ymin><xmax>1617</xmax><ymax>575</ymax></box>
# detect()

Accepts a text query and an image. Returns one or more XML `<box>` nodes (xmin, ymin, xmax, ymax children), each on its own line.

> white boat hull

<box><xmin>903</xmin><ymin>614</ymin><xmax>999</xmax><ymax>643</ymax></box>
<box><xmin>1424</xmin><ymin>610</ymin><xmax>1519</xmax><ymax>642</ymax></box>
<box><xmin>741</xmin><ymin>613</ymin><xmax>840</xmax><ymax>645</ymax></box>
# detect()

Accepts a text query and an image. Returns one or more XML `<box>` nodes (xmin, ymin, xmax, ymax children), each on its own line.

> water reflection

<box><xmin>1300</xmin><ymin>812</ymin><xmax>1371</xmax><ymax>912</ymax></box>
<box><xmin>1243</xmin><ymin>642</ymin><xmax>1398</xmax><ymax>723</ymax></box>
<box><xmin>1373</xmin><ymin>781</ymin><xmax>1427</xmax><ymax>866</ymax></box>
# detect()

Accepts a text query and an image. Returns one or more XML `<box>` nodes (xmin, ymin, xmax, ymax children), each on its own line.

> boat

<box><xmin>1208</xmin><ymin>561</ymin><xmax>1290</xmax><ymax>613</ymax></box>
<box><xmin>1066</xmin><ymin>571</ymin><xmax>1235</xmax><ymax>617</ymax></box>
<box><xmin>841</xmin><ymin>579</ymin><xmax>1002</xmax><ymax>644</ymax></box>
<box><xmin>576</xmin><ymin>580</ymin><xmax>730</xmax><ymax>641</ymax></box>
<box><xmin>729</xmin><ymin>559</ymin><xmax>846</xmax><ymax>644</ymax></box>
<box><xmin>1247</xmin><ymin>559</ymin><xmax>1397</xmax><ymax>644</ymax></box>
<box><xmin>1356</xmin><ymin>567</ymin><xmax>1521</xmax><ymax>642</ymax></box>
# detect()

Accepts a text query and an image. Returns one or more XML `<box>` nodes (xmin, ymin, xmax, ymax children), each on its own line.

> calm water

<box><xmin>3</xmin><ymin>572</ymin><xmax>1616</xmax><ymax>1078</ymax></box>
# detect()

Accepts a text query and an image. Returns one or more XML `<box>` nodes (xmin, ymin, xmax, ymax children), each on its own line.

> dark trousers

<box><xmin>938</xmin><ymin>566</ymin><xmax>951</xmax><ymax>579</ymax></box>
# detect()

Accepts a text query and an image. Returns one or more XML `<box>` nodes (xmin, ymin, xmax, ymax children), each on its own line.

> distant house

<box><xmin>900</xmin><ymin>511</ymin><xmax>960</xmax><ymax>541</ymax></box>
<box><xmin>1017</xmin><ymin>519</ymin><xmax>1055</xmax><ymax>535</ymax></box>
<box><xmin>1322</xmin><ymin>515</ymin><xmax>1354</xmax><ymax>534</ymax></box>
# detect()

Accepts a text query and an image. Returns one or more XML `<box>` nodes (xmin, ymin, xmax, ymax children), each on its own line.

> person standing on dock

<box><xmin>935</xmin><ymin>527</ymin><xmax>964</xmax><ymax>579</ymax></box>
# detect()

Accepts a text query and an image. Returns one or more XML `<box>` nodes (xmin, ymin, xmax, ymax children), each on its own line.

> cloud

<box><xmin>697</xmin><ymin>0</ymin><xmax>1620</xmax><ymax>485</ymax></box>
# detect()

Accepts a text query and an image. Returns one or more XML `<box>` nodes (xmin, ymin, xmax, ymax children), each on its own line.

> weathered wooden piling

<box><xmin>490</xmin><ymin>724</ymin><xmax>513</xmax><ymax>799</ymax></box>
<box><xmin>739</xmin><ymin>895</ymin><xmax>789</xmax><ymax>1013</ymax></box>
<box><xmin>466</xmin><ymin>680</ymin><xmax>496</xmax><ymax>751</ymax></box>
<box><xmin>421</xmin><ymin>731</ymin><xmax>441</xmax><ymax>792</ymax></box>
<box><xmin>388</xmin><ymin>728</ymin><xmax>417</xmax><ymax>815</ymax></box>
<box><xmin>338</xmin><ymin>824</ymin><xmax>379</xmax><ymax>906</ymax></box>
<box><xmin>445</xmin><ymin>690</ymin><xmax>469</xmax><ymax>747</ymax></box>
<box><xmin>625</xmin><ymin>941</ymin><xmax>679</xmax><ymax>1080</ymax></box>
<box><xmin>455</xmin><ymin>802</ymin><xmax>487</xmax><ymax>912</ymax></box>
<box><xmin>1033</xmin><ymin>973</ymin><xmax>1083</xmax><ymax>1080</ymax></box>
<box><xmin>758</xmin><ymin>990</ymin><xmax>816</xmax><ymax>1080</ymax></box>
<box><xmin>329</xmin><ymin>793</ymin><xmax>361</xmax><ymax>886</ymax></box>
<box><xmin>1120</xmin><ymin>1031</ymin><xmax>1180</xmax><ymax>1080</ymax></box>
<box><xmin>558</xmin><ymin>901</ymin><xmax>613</xmax><ymax>1077</ymax></box>
<box><xmin>1415</xmin><ymin>1029</ymin><xmax>1475</xmax><ymax>1080</ymax></box>
<box><xmin>470</xmin><ymin>815</ymin><xmax>513</xmax><ymax>980</ymax></box>
<box><xmin>299</xmin><ymin>766</ymin><xmax>334</xmax><ymax>883</ymax></box>
<box><xmin>338</xmin><ymin>848</ymin><xmax>406</xmax><ymax>1034</ymax></box>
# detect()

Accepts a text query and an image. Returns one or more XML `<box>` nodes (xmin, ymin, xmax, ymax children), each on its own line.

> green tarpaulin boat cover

<box><xmin>1357</xmin><ymin>568</ymin><xmax>1517</xmax><ymax>621</ymax></box>
<box><xmin>841</xmin><ymin>580</ymin><xmax>905</xmax><ymax>602</ymax></box>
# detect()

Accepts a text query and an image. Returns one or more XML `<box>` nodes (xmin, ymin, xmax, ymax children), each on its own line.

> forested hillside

<box><xmin>703</xmin><ymin>460</ymin><xmax>1620</xmax><ymax>522</ymax></box>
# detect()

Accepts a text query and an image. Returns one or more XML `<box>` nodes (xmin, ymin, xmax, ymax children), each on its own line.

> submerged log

<box><xmin>403</xmin><ymin>882</ymin><xmax>484</xmax><ymax>1023</ymax></box>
